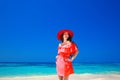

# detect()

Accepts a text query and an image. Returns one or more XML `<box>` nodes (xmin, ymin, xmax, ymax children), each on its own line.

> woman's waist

<box><xmin>57</xmin><ymin>54</ymin><xmax>70</xmax><ymax>58</ymax></box>
<box><xmin>56</xmin><ymin>54</ymin><xmax>72</xmax><ymax>63</ymax></box>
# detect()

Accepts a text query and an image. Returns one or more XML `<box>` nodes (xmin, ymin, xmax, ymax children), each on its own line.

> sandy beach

<box><xmin>0</xmin><ymin>73</ymin><xmax>120</xmax><ymax>80</ymax></box>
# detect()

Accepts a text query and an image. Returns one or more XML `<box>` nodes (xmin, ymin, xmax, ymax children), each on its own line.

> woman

<box><xmin>56</xmin><ymin>29</ymin><xmax>79</xmax><ymax>80</ymax></box>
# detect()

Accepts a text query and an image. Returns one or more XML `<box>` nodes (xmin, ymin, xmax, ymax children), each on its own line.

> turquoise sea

<box><xmin>0</xmin><ymin>62</ymin><xmax>120</xmax><ymax>77</ymax></box>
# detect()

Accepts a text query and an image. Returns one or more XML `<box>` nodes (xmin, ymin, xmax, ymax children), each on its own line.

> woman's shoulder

<box><xmin>58</xmin><ymin>42</ymin><xmax>63</xmax><ymax>47</ymax></box>
<box><xmin>58</xmin><ymin>43</ymin><xmax>61</xmax><ymax>46</ymax></box>
<box><xmin>58</xmin><ymin>43</ymin><xmax>61</xmax><ymax>47</ymax></box>
<box><xmin>58</xmin><ymin>41</ymin><xmax>71</xmax><ymax>47</ymax></box>
<box><xmin>71</xmin><ymin>41</ymin><xmax>78</xmax><ymax>47</ymax></box>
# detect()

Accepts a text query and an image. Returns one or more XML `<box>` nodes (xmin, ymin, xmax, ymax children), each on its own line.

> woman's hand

<box><xmin>66</xmin><ymin>51</ymin><xmax>79</xmax><ymax>62</ymax></box>
<box><xmin>65</xmin><ymin>58</ymin><xmax>72</xmax><ymax>62</ymax></box>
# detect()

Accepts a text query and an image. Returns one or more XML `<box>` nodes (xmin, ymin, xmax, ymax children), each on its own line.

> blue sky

<box><xmin>0</xmin><ymin>0</ymin><xmax>120</xmax><ymax>63</ymax></box>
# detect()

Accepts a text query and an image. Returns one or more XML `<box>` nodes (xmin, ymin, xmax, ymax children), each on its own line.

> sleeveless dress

<box><xmin>56</xmin><ymin>42</ymin><xmax>78</xmax><ymax>76</ymax></box>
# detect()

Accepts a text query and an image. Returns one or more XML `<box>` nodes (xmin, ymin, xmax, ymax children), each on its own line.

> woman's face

<box><xmin>63</xmin><ymin>32</ymin><xmax>69</xmax><ymax>40</ymax></box>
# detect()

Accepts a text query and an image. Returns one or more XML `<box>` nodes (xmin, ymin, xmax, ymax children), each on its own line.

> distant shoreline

<box><xmin>0</xmin><ymin>62</ymin><xmax>120</xmax><ymax>64</ymax></box>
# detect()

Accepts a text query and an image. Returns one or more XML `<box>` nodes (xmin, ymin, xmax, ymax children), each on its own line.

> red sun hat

<box><xmin>57</xmin><ymin>29</ymin><xmax>74</xmax><ymax>40</ymax></box>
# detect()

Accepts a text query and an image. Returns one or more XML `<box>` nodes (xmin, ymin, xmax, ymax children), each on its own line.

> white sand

<box><xmin>0</xmin><ymin>73</ymin><xmax>120</xmax><ymax>80</ymax></box>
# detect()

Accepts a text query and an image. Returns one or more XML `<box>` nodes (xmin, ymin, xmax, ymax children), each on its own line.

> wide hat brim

<box><xmin>57</xmin><ymin>29</ymin><xmax>74</xmax><ymax>40</ymax></box>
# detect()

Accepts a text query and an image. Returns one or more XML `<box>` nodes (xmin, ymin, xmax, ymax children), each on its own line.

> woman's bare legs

<box><xmin>63</xmin><ymin>76</ymin><xmax>69</xmax><ymax>80</ymax></box>
<box><xmin>58</xmin><ymin>75</ymin><xmax>63</xmax><ymax>80</ymax></box>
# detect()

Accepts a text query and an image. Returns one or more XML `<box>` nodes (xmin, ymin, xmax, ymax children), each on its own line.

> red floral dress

<box><xmin>56</xmin><ymin>42</ymin><xmax>78</xmax><ymax>76</ymax></box>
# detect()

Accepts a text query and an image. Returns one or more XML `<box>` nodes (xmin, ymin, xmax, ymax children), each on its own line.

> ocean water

<box><xmin>0</xmin><ymin>62</ymin><xmax>120</xmax><ymax>77</ymax></box>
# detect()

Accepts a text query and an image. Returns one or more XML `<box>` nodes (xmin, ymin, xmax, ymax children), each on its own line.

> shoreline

<box><xmin>0</xmin><ymin>73</ymin><xmax>120</xmax><ymax>80</ymax></box>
